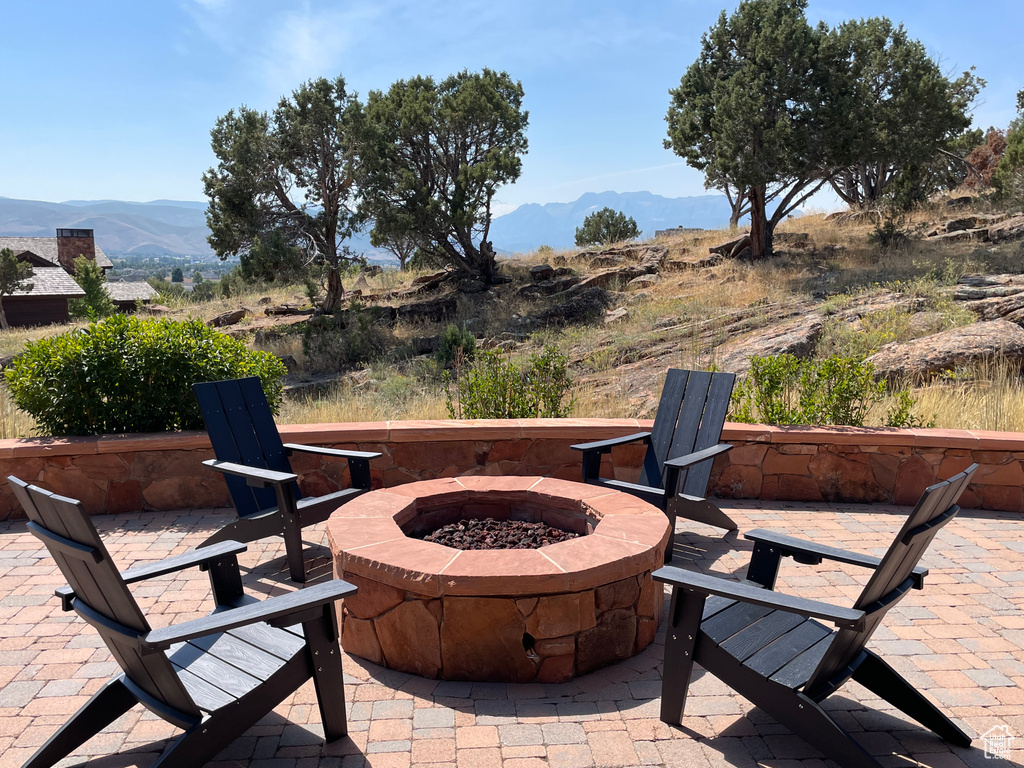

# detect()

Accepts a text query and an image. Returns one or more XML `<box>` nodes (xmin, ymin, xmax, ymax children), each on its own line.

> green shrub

<box><xmin>302</xmin><ymin>302</ymin><xmax>393</xmax><ymax>371</ymax></box>
<box><xmin>4</xmin><ymin>314</ymin><xmax>286</xmax><ymax>435</ymax></box>
<box><xmin>730</xmin><ymin>354</ymin><xmax>929</xmax><ymax>428</ymax></box>
<box><xmin>444</xmin><ymin>346</ymin><xmax>576</xmax><ymax>419</ymax></box>
<box><xmin>435</xmin><ymin>324</ymin><xmax>477</xmax><ymax>368</ymax></box>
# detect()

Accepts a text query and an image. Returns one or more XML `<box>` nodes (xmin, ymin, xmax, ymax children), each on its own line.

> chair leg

<box><xmin>671</xmin><ymin>496</ymin><xmax>738</xmax><ymax>532</ymax></box>
<box><xmin>659</xmin><ymin>586</ymin><xmax>706</xmax><ymax>725</ymax></box>
<box><xmin>698</xmin><ymin>642</ymin><xmax>882</xmax><ymax>768</ymax></box>
<box><xmin>852</xmin><ymin>650</ymin><xmax>972</xmax><ymax>747</ymax></box>
<box><xmin>22</xmin><ymin>678</ymin><xmax>137</xmax><ymax>768</ymax></box>
<box><xmin>304</xmin><ymin>608</ymin><xmax>348</xmax><ymax>741</ymax></box>
<box><xmin>282</xmin><ymin>513</ymin><xmax>307</xmax><ymax>583</ymax></box>
<box><xmin>664</xmin><ymin>504</ymin><xmax>678</xmax><ymax>564</ymax></box>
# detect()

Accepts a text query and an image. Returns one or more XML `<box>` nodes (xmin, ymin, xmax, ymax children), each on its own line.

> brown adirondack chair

<box><xmin>9</xmin><ymin>476</ymin><xmax>356</xmax><ymax>768</ymax></box>
<box><xmin>194</xmin><ymin>377</ymin><xmax>381</xmax><ymax>582</ymax></box>
<box><xmin>571</xmin><ymin>369</ymin><xmax>738</xmax><ymax>561</ymax></box>
<box><xmin>654</xmin><ymin>465</ymin><xmax>979</xmax><ymax>768</ymax></box>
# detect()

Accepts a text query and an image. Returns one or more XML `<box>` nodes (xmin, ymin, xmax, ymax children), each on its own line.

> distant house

<box><xmin>0</xmin><ymin>228</ymin><xmax>154</xmax><ymax>326</ymax></box>
<box><xmin>106</xmin><ymin>280</ymin><xmax>158</xmax><ymax>311</ymax></box>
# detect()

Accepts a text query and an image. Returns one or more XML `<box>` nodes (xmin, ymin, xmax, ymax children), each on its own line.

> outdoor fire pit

<box><xmin>327</xmin><ymin>476</ymin><xmax>670</xmax><ymax>683</ymax></box>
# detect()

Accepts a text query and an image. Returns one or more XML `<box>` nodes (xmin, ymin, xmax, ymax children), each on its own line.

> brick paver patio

<box><xmin>1</xmin><ymin>500</ymin><xmax>1022</xmax><ymax>768</ymax></box>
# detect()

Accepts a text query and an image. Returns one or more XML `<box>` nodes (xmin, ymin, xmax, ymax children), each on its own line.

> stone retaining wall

<box><xmin>1</xmin><ymin>420</ymin><xmax>1023</xmax><ymax>520</ymax></box>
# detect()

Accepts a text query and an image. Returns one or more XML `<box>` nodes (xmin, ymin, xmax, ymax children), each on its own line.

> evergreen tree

<box><xmin>203</xmin><ymin>75</ymin><xmax>363</xmax><ymax>311</ymax></box>
<box><xmin>574</xmin><ymin>208</ymin><xmax>640</xmax><ymax>246</ymax></box>
<box><xmin>360</xmin><ymin>69</ymin><xmax>528</xmax><ymax>283</ymax></box>
<box><xmin>69</xmin><ymin>256</ymin><xmax>115</xmax><ymax>320</ymax></box>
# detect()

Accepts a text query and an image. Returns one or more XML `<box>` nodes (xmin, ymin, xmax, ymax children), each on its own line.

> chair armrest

<box><xmin>55</xmin><ymin>540</ymin><xmax>248</xmax><ymax>610</ymax></box>
<box><xmin>653</xmin><ymin>565</ymin><xmax>864</xmax><ymax>629</ymax></box>
<box><xmin>284</xmin><ymin>443</ymin><xmax>382</xmax><ymax>461</ymax></box>
<box><xmin>744</xmin><ymin>529</ymin><xmax>927</xmax><ymax>587</ymax></box>
<box><xmin>202</xmin><ymin>459</ymin><xmax>297</xmax><ymax>488</ymax></box>
<box><xmin>571</xmin><ymin>432</ymin><xmax>652</xmax><ymax>453</ymax></box>
<box><xmin>143</xmin><ymin>580</ymin><xmax>358</xmax><ymax>651</ymax></box>
<box><xmin>664</xmin><ymin>443</ymin><xmax>733</xmax><ymax>470</ymax></box>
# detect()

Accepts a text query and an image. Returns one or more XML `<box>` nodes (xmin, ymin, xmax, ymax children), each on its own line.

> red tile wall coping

<box><xmin>2</xmin><ymin>419</ymin><xmax>1024</xmax><ymax>520</ymax></box>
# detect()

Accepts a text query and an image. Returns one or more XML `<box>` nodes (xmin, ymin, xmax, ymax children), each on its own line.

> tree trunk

<box><xmin>749</xmin><ymin>186</ymin><xmax>769</xmax><ymax>259</ymax></box>
<box><xmin>322</xmin><ymin>266</ymin><xmax>345</xmax><ymax>313</ymax></box>
<box><xmin>477</xmin><ymin>241</ymin><xmax>497</xmax><ymax>283</ymax></box>
<box><xmin>0</xmin><ymin>298</ymin><xmax>8</xmax><ymax>330</ymax></box>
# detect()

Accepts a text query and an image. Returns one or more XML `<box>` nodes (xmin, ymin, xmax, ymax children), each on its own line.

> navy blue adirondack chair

<box><xmin>8</xmin><ymin>475</ymin><xmax>356</xmax><ymax>768</ymax></box>
<box><xmin>571</xmin><ymin>369</ymin><xmax>738</xmax><ymax>561</ymax></box>
<box><xmin>194</xmin><ymin>377</ymin><xmax>380</xmax><ymax>582</ymax></box>
<box><xmin>655</xmin><ymin>465</ymin><xmax>979</xmax><ymax>768</ymax></box>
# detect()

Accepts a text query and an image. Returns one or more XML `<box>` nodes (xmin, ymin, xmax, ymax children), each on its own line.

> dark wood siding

<box><xmin>4</xmin><ymin>297</ymin><xmax>70</xmax><ymax>327</ymax></box>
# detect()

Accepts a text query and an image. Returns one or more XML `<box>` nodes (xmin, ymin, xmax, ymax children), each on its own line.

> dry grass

<box><xmin>904</xmin><ymin>360</ymin><xmax>1024</xmax><ymax>433</ymax></box>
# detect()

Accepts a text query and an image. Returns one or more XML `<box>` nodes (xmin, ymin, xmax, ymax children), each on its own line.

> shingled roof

<box><xmin>0</xmin><ymin>236</ymin><xmax>113</xmax><ymax>269</ymax></box>
<box><xmin>9</xmin><ymin>267</ymin><xmax>86</xmax><ymax>298</ymax></box>
<box><xmin>105</xmin><ymin>281</ymin><xmax>157</xmax><ymax>303</ymax></box>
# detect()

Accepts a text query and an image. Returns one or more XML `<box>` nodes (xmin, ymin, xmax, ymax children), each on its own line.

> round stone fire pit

<box><xmin>327</xmin><ymin>476</ymin><xmax>669</xmax><ymax>683</ymax></box>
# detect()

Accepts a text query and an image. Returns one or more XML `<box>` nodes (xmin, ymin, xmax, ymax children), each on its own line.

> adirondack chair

<box><xmin>8</xmin><ymin>475</ymin><xmax>356</xmax><ymax>768</ymax></box>
<box><xmin>571</xmin><ymin>369</ymin><xmax>738</xmax><ymax>561</ymax></box>
<box><xmin>654</xmin><ymin>465</ymin><xmax>979</xmax><ymax>768</ymax></box>
<box><xmin>193</xmin><ymin>377</ymin><xmax>381</xmax><ymax>582</ymax></box>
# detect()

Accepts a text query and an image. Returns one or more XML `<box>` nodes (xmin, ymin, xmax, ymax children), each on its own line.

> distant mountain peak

<box><xmin>488</xmin><ymin>190</ymin><xmax>732</xmax><ymax>253</ymax></box>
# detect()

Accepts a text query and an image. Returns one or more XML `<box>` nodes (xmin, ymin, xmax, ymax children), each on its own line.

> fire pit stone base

<box><xmin>328</xmin><ymin>476</ymin><xmax>670</xmax><ymax>683</ymax></box>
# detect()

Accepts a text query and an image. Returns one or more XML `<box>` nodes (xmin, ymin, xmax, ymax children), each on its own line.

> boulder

<box><xmin>709</xmin><ymin>234</ymin><xmax>750</xmax><ymax>257</ymax></box>
<box><xmin>207</xmin><ymin>308</ymin><xmax>248</xmax><ymax>328</ymax></box>
<box><xmin>518</xmin><ymin>276</ymin><xmax>580</xmax><ymax>298</ymax></box>
<box><xmin>867</xmin><ymin>319</ymin><xmax>1024</xmax><ymax>381</ymax></box>
<box><xmin>396</xmin><ymin>295</ymin><xmax>457</xmax><ymax>324</ymax></box>
<box><xmin>989</xmin><ymin>215</ymin><xmax>1024</xmax><ymax>243</ymax></box>
<box><xmin>536</xmin><ymin>288</ymin><xmax>612</xmax><ymax>325</ymax></box>
<box><xmin>944</xmin><ymin>216</ymin><xmax>984</xmax><ymax>232</ymax></box>
<box><xmin>604</xmin><ymin>307</ymin><xmax>629</xmax><ymax>324</ymax></box>
<box><xmin>142</xmin><ymin>304</ymin><xmax>172</xmax><ymax>315</ymax></box>
<box><xmin>530</xmin><ymin>264</ymin><xmax>555</xmax><ymax>281</ymax></box>
<box><xmin>457</xmin><ymin>278</ymin><xmax>487</xmax><ymax>293</ymax></box>
<box><xmin>264</xmin><ymin>303</ymin><xmax>314</xmax><ymax>316</ymax></box>
<box><xmin>666</xmin><ymin>254</ymin><xmax>721</xmax><ymax>270</ymax></box>
<box><xmin>715</xmin><ymin>315</ymin><xmax>824</xmax><ymax>375</ymax></box>
<box><xmin>627</xmin><ymin>274</ymin><xmax>661</xmax><ymax>289</ymax></box>
<box><xmin>945</xmin><ymin>195</ymin><xmax>975</xmax><ymax>209</ymax></box>
<box><xmin>412</xmin><ymin>270</ymin><xmax>448</xmax><ymax>285</ymax></box>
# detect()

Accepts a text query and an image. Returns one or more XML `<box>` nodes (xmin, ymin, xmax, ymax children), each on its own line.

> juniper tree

<box><xmin>359</xmin><ymin>69</ymin><xmax>528</xmax><ymax>283</ymax></box>
<box><xmin>203</xmin><ymin>76</ymin><xmax>363</xmax><ymax>311</ymax></box>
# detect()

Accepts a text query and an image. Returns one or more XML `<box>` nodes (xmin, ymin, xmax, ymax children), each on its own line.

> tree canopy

<box><xmin>666</xmin><ymin>0</ymin><xmax>855</xmax><ymax>258</ymax></box>
<box><xmin>359</xmin><ymin>69</ymin><xmax>528</xmax><ymax>282</ymax></box>
<box><xmin>0</xmin><ymin>248</ymin><xmax>33</xmax><ymax>330</ymax></box>
<box><xmin>830</xmin><ymin>18</ymin><xmax>980</xmax><ymax>208</ymax></box>
<box><xmin>994</xmin><ymin>89</ymin><xmax>1024</xmax><ymax>200</ymax></box>
<box><xmin>203</xmin><ymin>75</ymin><xmax>362</xmax><ymax>311</ymax></box>
<box><xmin>574</xmin><ymin>208</ymin><xmax>640</xmax><ymax>246</ymax></box>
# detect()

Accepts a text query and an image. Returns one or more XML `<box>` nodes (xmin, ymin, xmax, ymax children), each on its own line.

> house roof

<box><xmin>9</xmin><ymin>267</ymin><xmax>86</xmax><ymax>298</ymax></box>
<box><xmin>0</xmin><ymin>236</ymin><xmax>113</xmax><ymax>269</ymax></box>
<box><xmin>105</xmin><ymin>281</ymin><xmax>158</xmax><ymax>303</ymax></box>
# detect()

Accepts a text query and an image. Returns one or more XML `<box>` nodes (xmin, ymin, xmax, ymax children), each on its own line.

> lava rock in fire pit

<box><xmin>417</xmin><ymin>517</ymin><xmax>579</xmax><ymax>550</ymax></box>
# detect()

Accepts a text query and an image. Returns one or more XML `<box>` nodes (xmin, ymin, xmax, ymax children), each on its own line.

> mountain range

<box><xmin>0</xmin><ymin>190</ymin><xmax>734</xmax><ymax>259</ymax></box>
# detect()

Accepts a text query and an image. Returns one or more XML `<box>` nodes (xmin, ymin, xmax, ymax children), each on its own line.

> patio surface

<box><xmin>0</xmin><ymin>500</ymin><xmax>1022</xmax><ymax>768</ymax></box>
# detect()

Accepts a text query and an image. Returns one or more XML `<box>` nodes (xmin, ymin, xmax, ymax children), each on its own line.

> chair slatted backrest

<box><xmin>803</xmin><ymin>465</ymin><xmax>978</xmax><ymax>697</ymax></box>
<box><xmin>8</xmin><ymin>477</ymin><xmax>200</xmax><ymax>719</ymax></box>
<box><xmin>193</xmin><ymin>377</ymin><xmax>299</xmax><ymax>517</ymax></box>
<box><xmin>637</xmin><ymin>369</ymin><xmax>736</xmax><ymax>495</ymax></box>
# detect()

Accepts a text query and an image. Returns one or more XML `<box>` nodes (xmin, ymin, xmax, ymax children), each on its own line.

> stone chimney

<box><xmin>55</xmin><ymin>228</ymin><xmax>96</xmax><ymax>273</ymax></box>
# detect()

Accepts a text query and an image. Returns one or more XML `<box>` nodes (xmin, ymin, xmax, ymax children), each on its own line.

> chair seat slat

<box><xmin>720</xmin><ymin>610</ymin><xmax>807</xmax><ymax>661</ymax></box>
<box><xmin>742</xmin><ymin>619</ymin><xmax>832</xmax><ymax>678</ymax></box>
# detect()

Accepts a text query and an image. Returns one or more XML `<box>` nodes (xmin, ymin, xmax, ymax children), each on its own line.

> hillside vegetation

<box><xmin>3</xmin><ymin>196</ymin><xmax>1022</xmax><ymax>439</ymax></box>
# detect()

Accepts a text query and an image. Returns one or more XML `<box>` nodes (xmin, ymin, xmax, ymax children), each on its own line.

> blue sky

<box><xmin>1</xmin><ymin>0</ymin><xmax>1021</xmax><ymax>214</ymax></box>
